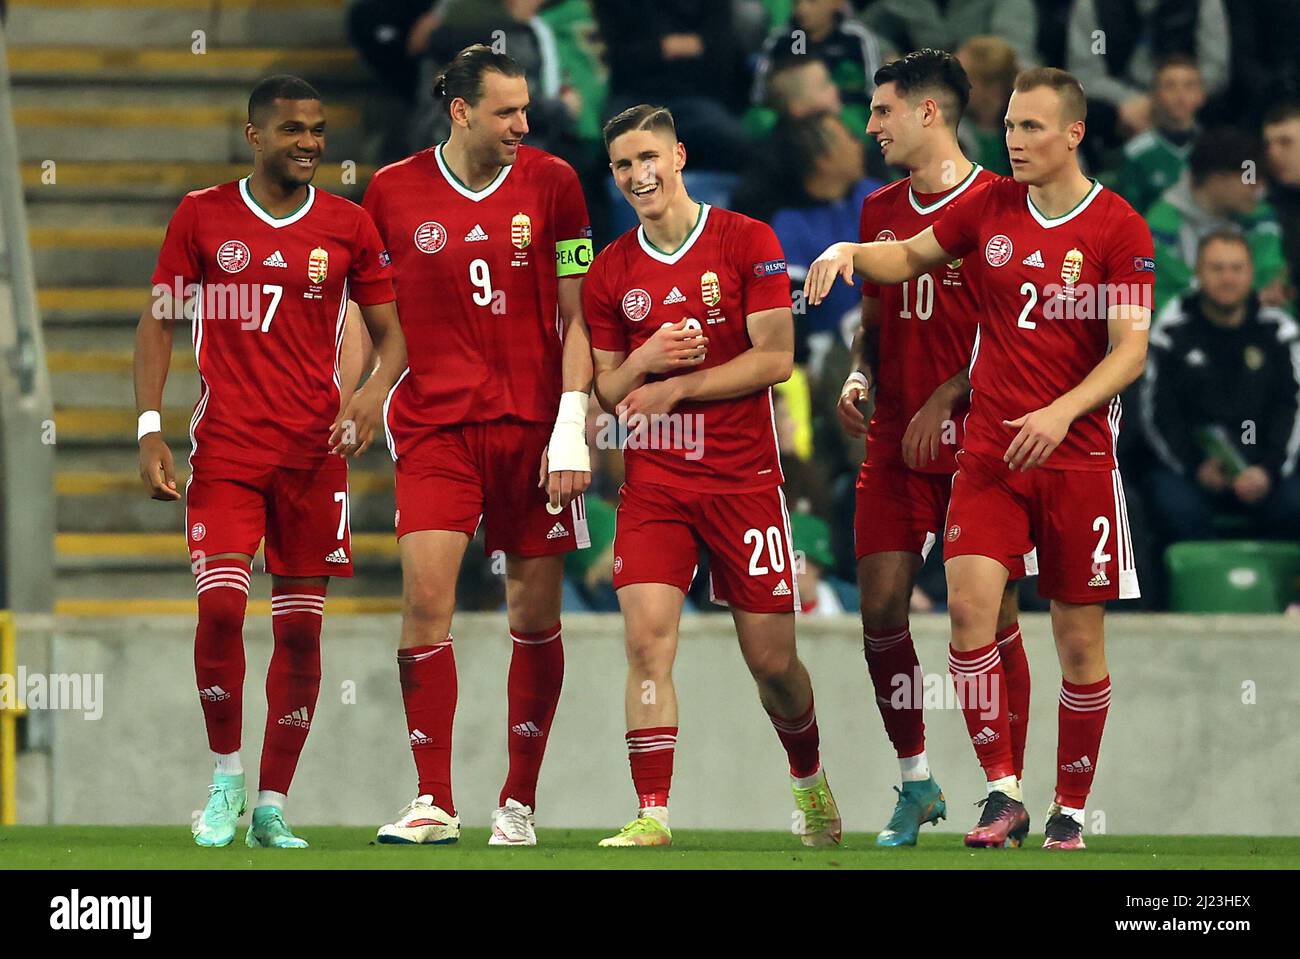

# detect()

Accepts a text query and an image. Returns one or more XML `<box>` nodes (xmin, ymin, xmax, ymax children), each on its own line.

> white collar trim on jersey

<box><xmin>239</xmin><ymin>177</ymin><xmax>315</xmax><ymax>228</ymax></box>
<box><xmin>1026</xmin><ymin>178</ymin><xmax>1103</xmax><ymax>229</ymax></box>
<box><xmin>435</xmin><ymin>142</ymin><xmax>512</xmax><ymax>202</ymax></box>
<box><xmin>907</xmin><ymin>163</ymin><xmax>983</xmax><ymax>215</ymax></box>
<box><xmin>637</xmin><ymin>202</ymin><xmax>711</xmax><ymax>265</ymax></box>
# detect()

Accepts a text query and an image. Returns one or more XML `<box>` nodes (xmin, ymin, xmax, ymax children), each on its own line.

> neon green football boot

<box><xmin>598</xmin><ymin>813</ymin><xmax>672</xmax><ymax>847</ymax></box>
<box><xmin>192</xmin><ymin>771</ymin><xmax>247</xmax><ymax>847</ymax></box>
<box><xmin>246</xmin><ymin>805</ymin><xmax>309</xmax><ymax>849</ymax></box>
<box><xmin>792</xmin><ymin>768</ymin><xmax>843</xmax><ymax>847</ymax></box>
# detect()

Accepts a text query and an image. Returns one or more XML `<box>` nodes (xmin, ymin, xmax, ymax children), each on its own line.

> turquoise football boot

<box><xmin>876</xmin><ymin>776</ymin><xmax>947</xmax><ymax>846</ymax></box>
<box><xmin>192</xmin><ymin>771</ymin><xmax>247</xmax><ymax>847</ymax></box>
<box><xmin>246</xmin><ymin>805</ymin><xmax>310</xmax><ymax>849</ymax></box>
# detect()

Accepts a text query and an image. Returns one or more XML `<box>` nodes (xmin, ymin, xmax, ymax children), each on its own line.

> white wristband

<box><xmin>846</xmin><ymin>370</ymin><xmax>869</xmax><ymax>391</ymax></box>
<box><xmin>137</xmin><ymin>410</ymin><xmax>161</xmax><ymax>441</ymax></box>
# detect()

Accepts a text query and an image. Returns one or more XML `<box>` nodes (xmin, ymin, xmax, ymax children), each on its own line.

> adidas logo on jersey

<box><xmin>325</xmin><ymin>548</ymin><xmax>349</xmax><ymax>564</ymax></box>
<box><xmin>1061</xmin><ymin>755</ymin><xmax>1094</xmax><ymax>773</ymax></box>
<box><xmin>1088</xmin><ymin>570</ymin><xmax>1110</xmax><ymax>587</ymax></box>
<box><xmin>511</xmin><ymin>721</ymin><xmax>543</xmax><ymax>738</ymax></box>
<box><xmin>409</xmin><ymin>728</ymin><xmax>434</xmax><ymax>746</ymax></box>
<box><xmin>1022</xmin><ymin>249</ymin><xmax>1045</xmax><ymax>268</ymax></box>
<box><xmin>277</xmin><ymin>706</ymin><xmax>311</xmax><ymax>728</ymax></box>
<box><xmin>663</xmin><ymin>286</ymin><xmax>687</xmax><ymax>304</ymax></box>
<box><xmin>545</xmin><ymin>522</ymin><xmax>569</xmax><ymax>540</ymax></box>
<box><xmin>262</xmin><ymin>250</ymin><xmax>288</xmax><ymax>268</ymax></box>
<box><xmin>972</xmin><ymin>725</ymin><xmax>1000</xmax><ymax>745</ymax></box>
<box><xmin>772</xmin><ymin>579</ymin><xmax>792</xmax><ymax>597</ymax></box>
<box><xmin>199</xmin><ymin>685</ymin><xmax>230</xmax><ymax>702</ymax></box>
<box><xmin>464</xmin><ymin>224</ymin><xmax>489</xmax><ymax>242</ymax></box>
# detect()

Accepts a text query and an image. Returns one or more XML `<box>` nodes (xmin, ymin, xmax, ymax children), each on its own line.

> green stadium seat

<box><xmin>1165</xmin><ymin>540</ymin><xmax>1300</xmax><ymax>613</ymax></box>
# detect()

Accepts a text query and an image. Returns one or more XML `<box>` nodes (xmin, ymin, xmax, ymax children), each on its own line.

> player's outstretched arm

<box><xmin>803</xmin><ymin>227</ymin><xmax>953</xmax><ymax>306</ymax></box>
<box><xmin>133</xmin><ymin>289</ymin><xmax>181</xmax><ymax>502</ymax></box>
<box><xmin>620</xmin><ymin>307</ymin><xmax>793</xmax><ymax>417</ymax></box>
<box><xmin>1004</xmin><ymin>304</ymin><xmax>1151</xmax><ymax>471</ymax></box>
<box><xmin>330</xmin><ymin>299</ymin><xmax>407</xmax><ymax>457</ymax></box>
<box><xmin>542</xmin><ymin>276</ymin><xmax>595</xmax><ymax>511</ymax></box>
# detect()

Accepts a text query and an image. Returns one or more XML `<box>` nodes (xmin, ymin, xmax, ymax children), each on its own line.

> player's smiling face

<box><xmin>608</xmin><ymin>128</ymin><xmax>685</xmax><ymax>219</ymax></box>
<box><xmin>1004</xmin><ymin>86</ymin><xmax>1082</xmax><ymax>185</ymax></box>
<box><xmin>461</xmin><ymin>71</ymin><xmax>530</xmax><ymax>167</ymax></box>
<box><xmin>867</xmin><ymin>82</ymin><xmax>922</xmax><ymax>168</ymax></box>
<box><xmin>248</xmin><ymin>97</ymin><xmax>325</xmax><ymax>188</ymax></box>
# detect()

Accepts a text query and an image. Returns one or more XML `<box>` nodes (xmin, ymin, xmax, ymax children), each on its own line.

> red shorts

<box><xmin>943</xmin><ymin>450</ymin><xmax>1137</xmax><ymax>603</ymax></box>
<box><xmin>391</xmin><ymin>419</ymin><xmax>590</xmax><ymax>556</ymax></box>
<box><xmin>613</xmin><ymin>480</ymin><xmax>800</xmax><ymax>614</ymax></box>
<box><xmin>185</xmin><ymin>455</ymin><xmax>352</xmax><ymax>577</ymax></box>
<box><xmin>855</xmin><ymin>457</ymin><xmax>1032</xmax><ymax>579</ymax></box>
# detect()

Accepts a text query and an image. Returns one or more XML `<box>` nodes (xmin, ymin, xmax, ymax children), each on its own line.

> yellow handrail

<box><xmin>0</xmin><ymin>610</ymin><xmax>21</xmax><ymax>825</ymax></box>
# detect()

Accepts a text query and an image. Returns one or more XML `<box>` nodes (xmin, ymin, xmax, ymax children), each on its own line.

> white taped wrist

<box><xmin>137</xmin><ymin>410</ymin><xmax>162</xmax><ymax>441</ymax></box>
<box><xmin>547</xmin><ymin>391</ymin><xmax>590</xmax><ymax>474</ymax></box>
<box><xmin>846</xmin><ymin>370</ymin><xmax>869</xmax><ymax>391</ymax></box>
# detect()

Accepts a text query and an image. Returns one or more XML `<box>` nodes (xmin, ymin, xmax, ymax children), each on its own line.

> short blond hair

<box><xmin>1014</xmin><ymin>66</ymin><xmax>1087</xmax><ymax>124</ymax></box>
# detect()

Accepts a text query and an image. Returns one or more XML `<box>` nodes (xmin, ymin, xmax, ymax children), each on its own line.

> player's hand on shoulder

<box><xmin>804</xmin><ymin>242</ymin><xmax>856</xmax><ymax>306</ymax></box>
<box><xmin>138</xmin><ymin>434</ymin><xmax>181</xmax><ymax>502</ymax></box>
<box><xmin>1002</xmin><ymin>403</ymin><xmax>1072</xmax><ymax>471</ymax></box>
<box><xmin>837</xmin><ymin>369</ymin><xmax>871</xmax><ymax>438</ymax></box>
<box><xmin>635</xmin><ymin>320</ymin><xmax>708</xmax><ymax>374</ymax></box>
<box><xmin>330</xmin><ymin>386</ymin><xmax>384</xmax><ymax>458</ymax></box>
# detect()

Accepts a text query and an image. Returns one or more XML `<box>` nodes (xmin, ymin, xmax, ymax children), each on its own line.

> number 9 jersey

<box><xmin>361</xmin><ymin>143</ymin><xmax>593</xmax><ymax>450</ymax></box>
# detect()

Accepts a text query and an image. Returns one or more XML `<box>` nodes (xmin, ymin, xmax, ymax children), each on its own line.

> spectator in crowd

<box><xmin>1146</xmin><ymin>128</ymin><xmax>1286</xmax><ymax>312</ymax></box>
<box><xmin>348</xmin><ymin>0</ymin><xmax>446</xmax><ymax>103</ymax></box>
<box><xmin>763</xmin><ymin>55</ymin><xmax>846</xmax><ymax>123</ymax></box>
<box><xmin>1140</xmin><ymin>232</ymin><xmax>1300</xmax><ymax>545</ymax></box>
<box><xmin>752</xmin><ymin>0</ymin><xmax>884</xmax><ymax>137</ymax></box>
<box><xmin>955</xmin><ymin>35</ymin><xmax>1019</xmax><ymax>176</ymax></box>
<box><xmin>766</xmin><ymin>113</ymin><xmax>883</xmax><ymax>371</ymax></box>
<box><xmin>1115</xmin><ymin>53</ymin><xmax>1205</xmax><ymax>216</ymax></box>
<box><xmin>862</xmin><ymin>0</ymin><xmax>1038</xmax><ymax>69</ymax></box>
<box><xmin>790</xmin><ymin>511</ymin><xmax>846</xmax><ymax>616</ymax></box>
<box><xmin>1066</xmin><ymin>0</ymin><xmax>1228</xmax><ymax>152</ymax></box>
<box><xmin>1264</xmin><ymin>102</ymin><xmax>1300</xmax><ymax>298</ymax></box>
<box><xmin>593</xmin><ymin>0</ymin><xmax>750</xmax><ymax>173</ymax></box>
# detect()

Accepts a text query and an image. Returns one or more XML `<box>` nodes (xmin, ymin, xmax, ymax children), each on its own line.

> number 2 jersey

<box><xmin>150</xmin><ymin>179</ymin><xmax>395</xmax><ymax>468</ymax></box>
<box><xmin>858</xmin><ymin>164</ymin><xmax>995</xmax><ymax>475</ymax></box>
<box><xmin>361</xmin><ymin>143</ymin><xmax>592</xmax><ymax>451</ymax></box>
<box><xmin>583</xmin><ymin>204</ymin><xmax>791</xmax><ymax>493</ymax></box>
<box><xmin>931</xmin><ymin>177</ymin><xmax>1154</xmax><ymax>471</ymax></box>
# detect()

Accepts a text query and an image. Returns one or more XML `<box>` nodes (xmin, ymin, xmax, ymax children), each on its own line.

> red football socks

<box><xmin>398</xmin><ymin>638</ymin><xmax>457</xmax><ymax>815</ymax></box>
<box><xmin>194</xmin><ymin>559</ymin><xmax>251</xmax><ymax>755</ymax></box>
<box><xmin>500</xmin><ymin>622</ymin><xmax>565</xmax><ymax>809</ymax></box>
<box><xmin>626</xmin><ymin>726</ymin><xmax>677</xmax><ymax>809</ymax></box>
<box><xmin>864</xmin><ymin>625</ymin><xmax>926</xmax><ymax>760</ymax></box>
<box><xmin>949</xmin><ymin>642</ymin><xmax>1016</xmax><ymax>782</ymax></box>
<box><xmin>259</xmin><ymin>585</ymin><xmax>325</xmax><ymax>795</ymax></box>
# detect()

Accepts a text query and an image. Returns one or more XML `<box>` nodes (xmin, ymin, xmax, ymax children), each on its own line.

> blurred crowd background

<box><xmin>344</xmin><ymin>0</ymin><xmax>1300</xmax><ymax>615</ymax></box>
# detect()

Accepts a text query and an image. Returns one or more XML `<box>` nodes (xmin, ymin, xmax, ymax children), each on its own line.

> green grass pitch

<box><xmin>3</xmin><ymin>827</ymin><xmax>1296</xmax><ymax>869</ymax></box>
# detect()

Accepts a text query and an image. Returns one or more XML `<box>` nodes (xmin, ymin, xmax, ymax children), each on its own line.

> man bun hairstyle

<box><xmin>247</xmin><ymin>74</ymin><xmax>321</xmax><ymax>125</ymax></box>
<box><xmin>1013</xmin><ymin>66</ymin><xmax>1088</xmax><ymax>125</ymax></box>
<box><xmin>872</xmin><ymin>48</ymin><xmax>971</xmax><ymax>129</ymax></box>
<box><xmin>432</xmin><ymin>43</ymin><xmax>526</xmax><ymax>116</ymax></box>
<box><xmin>602</xmin><ymin>104</ymin><xmax>677</xmax><ymax>151</ymax></box>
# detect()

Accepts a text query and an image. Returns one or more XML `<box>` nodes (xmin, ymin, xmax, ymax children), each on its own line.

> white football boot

<box><xmin>488</xmin><ymin>797</ymin><xmax>537</xmax><ymax>846</ymax></box>
<box><xmin>376</xmin><ymin>794</ymin><xmax>461</xmax><ymax>845</ymax></box>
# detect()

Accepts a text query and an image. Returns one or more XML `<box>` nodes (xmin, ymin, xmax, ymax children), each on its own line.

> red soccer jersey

<box><xmin>584</xmin><ymin>204</ymin><xmax>791</xmax><ymax>493</ymax></box>
<box><xmin>931</xmin><ymin>177</ymin><xmax>1154</xmax><ymax>471</ymax></box>
<box><xmin>151</xmin><ymin>179</ymin><xmax>395</xmax><ymax>468</ymax></box>
<box><xmin>362</xmin><ymin>143</ymin><xmax>592</xmax><ymax>444</ymax></box>
<box><xmin>859</xmin><ymin>164</ymin><xmax>995</xmax><ymax>474</ymax></box>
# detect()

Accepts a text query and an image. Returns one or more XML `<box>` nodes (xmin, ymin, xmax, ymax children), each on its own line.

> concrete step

<box><xmin>57</xmin><ymin>470</ymin><xmax>395</xmax><ymax>533</ymax></box>
<box><xmin>23</xmin><ymin>161</ymin><xmax>374</xmax><ymax>203</ymax></box>
<box><xmin>8</xmin><ymin>0</ymin><xmax>349</xmax><ymax>50</ymax></box>
<box><xmin>40</xmin><ymin>288</ymin><xmax>145</xmax><ymax>326</ymax></box>
<box><xmin>8</xmin><ymin>46</ymin><xmax>365</xmax><ymax>86</ymax></box>
<box><xmin>52</xmin><ymin>445</ymin><xmax>395</xmax><ymax>477</ymax></box>
<box><xmin>15</xmin><ymin>101</ymin><xmax>365</xmax><ymax>163</ymax></box>
<box><xmin>31</xmin><ymin>223</ymin><xmax>164</xmax><ymax>286</ymax></box>
<box><xmin>48</xmin><ymin>347</ymin><xmax>197</xmax><ymax>410</ymax></box>
<box><xmin>54</xmin><ymin>404</ymin><xmax>193</xmax><ymax>446</ymax></box>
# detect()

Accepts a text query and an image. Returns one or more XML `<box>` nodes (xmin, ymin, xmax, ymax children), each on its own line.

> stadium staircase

<box><xmin>8</xmin><ymin>0</ymin><xmax>404</xmax><ymax>614</ymax></box>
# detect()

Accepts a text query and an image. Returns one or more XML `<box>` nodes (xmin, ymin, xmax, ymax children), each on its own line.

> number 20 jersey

<box><xmin>362</xmin><ymin>143</ymin><xmax>592</xmax><ymax>450</ymax></box>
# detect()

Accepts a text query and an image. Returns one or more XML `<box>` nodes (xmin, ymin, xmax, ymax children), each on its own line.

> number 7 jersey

<box><xmin>361</xmin><ymin>143</ymin><xmax>592</xmax><ymax>443</ymax></box>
